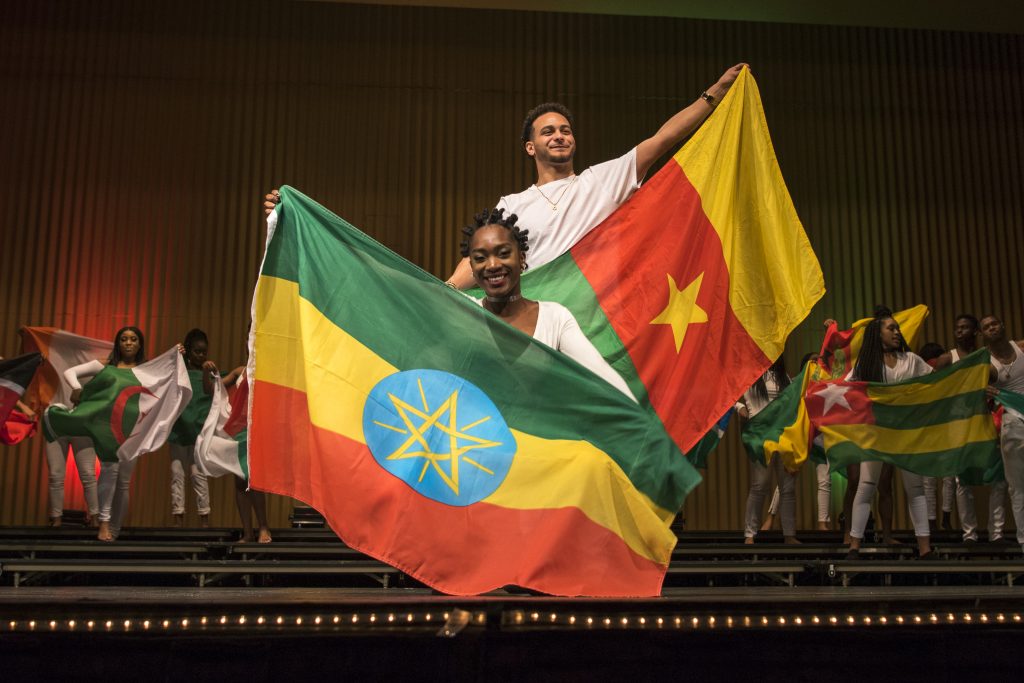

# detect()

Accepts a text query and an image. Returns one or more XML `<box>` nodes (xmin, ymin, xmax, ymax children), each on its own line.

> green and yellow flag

<box><xmin>805</xmin><ymin>349</ymin><xmax>1000</xmax><ymax>483</ymax></box>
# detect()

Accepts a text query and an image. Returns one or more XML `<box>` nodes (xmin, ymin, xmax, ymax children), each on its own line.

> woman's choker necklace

<box><xmin>485</xmin><ymin>293</ymin><xmax>521</xmax><ymax>303</ymax></box>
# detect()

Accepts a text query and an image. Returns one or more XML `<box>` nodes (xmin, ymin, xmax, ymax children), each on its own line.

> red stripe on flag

<box><xmin>571</xmin><ymin>161</ymin><xmax>771</xmax><ymax>451</ymax></box>
<box><xmin>250</xmin><ymin>380</ymin><xmax>667</xmax><ymax>597</ymax></box>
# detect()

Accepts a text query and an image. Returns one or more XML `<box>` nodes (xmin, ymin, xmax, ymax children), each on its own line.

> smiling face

<box><xmin>524</xmin><ymin>112</ymin><xmax>575</xmax><ymax>166</ymax></box>
<box><xmin>118</xmin><ymin>330</ymin><xmax>141</xmax><ymax>362</ymax></box>
<box><xmin>468</xmin><ymin>225</ymin><xmax>525</xmax><ymax>299</ymax></box>
<box><xmin>879</xmin><ymin>317</ymin><xmax>903</xmax><ymax>352</ymax></box>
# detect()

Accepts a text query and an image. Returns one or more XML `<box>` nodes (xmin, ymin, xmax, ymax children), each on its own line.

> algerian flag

<box><xmin>43</xmin><ymin>347</ymin><xmax>192</xmax><ymax>463</ymax></box>
<box><xmin>195</xmin><ymin>373</ymin><xmax>248</xmax><ymax>479</ymax></box>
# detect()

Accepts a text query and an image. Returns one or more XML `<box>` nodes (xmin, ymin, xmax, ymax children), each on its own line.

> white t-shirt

<box><xmin>474</xmin><ymin>298</ymin><xmax>635</xmax><ymax>401</ymax></box>
<box><xmin>495</xmin><ymin>148</ymin><xmax>640</xmax><ymax>270</ymax></box>
<box><xmin>738</xmin><ymin>375</ymin><xmax>787</xmax><ymax>419</ymax></box>
<box><xmin>845</xmin><ymin>352</ymin><xmax>933</xmax><ymax>383</ymax></box>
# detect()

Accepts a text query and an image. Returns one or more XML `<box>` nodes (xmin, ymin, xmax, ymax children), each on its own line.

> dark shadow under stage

<box><xmin>1</xmin><ymin>527</ymin><xmax>1023</xmax><ymax>681</ymax></box>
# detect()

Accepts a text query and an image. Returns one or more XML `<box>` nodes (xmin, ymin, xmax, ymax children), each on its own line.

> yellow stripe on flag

<box><xmin>673</xmin><ymin>68</ymin><xmax>824</xmax><ymax>362</ymax></box>
<box><xmin>821</xmin><ymin>414</ymin><xmax>996</xmax><ymax>455</ymax></box>
<box><xmin>254</xmin><ymin>276</ymin><xmax>675</xmax><ymax>564</ymax></box>
<box><xmin>866</xmin><ymin>361</ymin><xmax>991</xmax><ymax>406</ymax></box>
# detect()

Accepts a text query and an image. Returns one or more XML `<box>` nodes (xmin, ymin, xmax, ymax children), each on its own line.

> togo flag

<box><xmin>43</xmin><ymin>348</ymin><xmax>192</xmax><ymax>463</ymax></box>
<box><xmin>806</xmin><ymin>348</ymin><xmax>1000</xmax><ymax>484</ymax></box>
<box><xmin>251</xmin><ymin>187</ymin><xmax>701</xmax><ymax>597</ymax></box>
<box><xmin>195</xmin><ymin>374</ymin><xmax>249</xmax><ymax>479</ymax></box>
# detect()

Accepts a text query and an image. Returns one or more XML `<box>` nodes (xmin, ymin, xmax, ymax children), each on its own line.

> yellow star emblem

<box><xmin>650</xmin><ymin>272</ymin><xmax>708</xmax><ymax>352</ymax></box>
<box><xmin>372</xmin><ymin>379</ymin><xmax>502</xmax><ymax>496</ymax></box>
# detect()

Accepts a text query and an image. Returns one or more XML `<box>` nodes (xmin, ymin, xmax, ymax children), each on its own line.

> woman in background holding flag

<box><xmin>738</xmin><ymin>358</ymin><xmax>798</xmax><ymax>544</ymax></box>
<box><xmin>845</xmin><ymin>312</ymin><xmax>934</xmax><ymax>559</ymax></box>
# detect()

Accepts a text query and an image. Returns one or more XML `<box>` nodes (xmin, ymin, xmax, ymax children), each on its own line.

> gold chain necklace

<box><xmin>533</xmin><ymin>175</ymin><xmax>577</xmax><ymax>211</ymax></box>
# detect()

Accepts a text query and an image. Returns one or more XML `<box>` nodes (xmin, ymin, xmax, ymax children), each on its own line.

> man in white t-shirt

<box><xmin>444</xmin><ymin>63</ymin><xmax>748</xmax><ymax>288</ymax></box>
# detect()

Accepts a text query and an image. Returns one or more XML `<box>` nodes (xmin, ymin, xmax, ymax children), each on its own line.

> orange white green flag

<box><xmin>248</xmin><ymin>187</ymin><xmax>702</xmax><ymax>597</ymax></box>
<box><xmin>499</xmin><ymin>67</ymin><xmax>824</xmax><ymax>453</ymax></box>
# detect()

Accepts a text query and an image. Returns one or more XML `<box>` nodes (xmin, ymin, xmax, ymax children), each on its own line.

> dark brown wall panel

<box><xmin>1</xmin><ymin>1</ymin><xmax>1021</xmax><ymax>531</ymax></box>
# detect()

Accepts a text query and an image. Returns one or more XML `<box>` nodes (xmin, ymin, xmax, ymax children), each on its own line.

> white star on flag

<box><xmin>813</xmin><ymin>383</ymin><xmax>854</xmax><ymax>415</ymax></box>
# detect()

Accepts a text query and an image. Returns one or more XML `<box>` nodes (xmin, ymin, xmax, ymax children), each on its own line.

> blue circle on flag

<box><xmin>362</xmin><ymin>369</ymin><xmax>517</xmax><ymax>506</ymax></box>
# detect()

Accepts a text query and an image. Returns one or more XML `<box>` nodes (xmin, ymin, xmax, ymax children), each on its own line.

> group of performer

<box><xmin>24</xmin><ymin>327</ymin><xmax>271</xmax><ymax>543</ymax></box>
<box><xmin>9</xmin><ymin>62</ymin><xmax>1022</xmax><ymax>557</ymax></box>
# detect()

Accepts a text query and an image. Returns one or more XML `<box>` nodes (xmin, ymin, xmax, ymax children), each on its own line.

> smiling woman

<box><xmin>460</xmin><ymin>208</ymin><xmax>635</xmax><ymax>401</ymax></box>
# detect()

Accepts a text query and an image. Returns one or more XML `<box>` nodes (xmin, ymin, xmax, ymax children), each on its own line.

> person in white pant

<box><xmin>44</xmin><ymin>437</ymin><xmax>99</xmax><ymax>526</ymax></box>
<box><xmin>739</xmin><ymin>357</ymin><xmax>799</xmax><ymax>544</ymax></box>
<box><xmin>931</xmin><ymin>314</ymin><xmax>1007</xmax><ymax>542</ymax></box>
<box><xmin>168</xmin><ymin>329</ymin><xmax>215</xmax><ymax>527</ymax></box>
<box><xmin>846</xmin><ymin>312</ymin><xmax>934</xmax><ymax>559</ymax></box>
<box><xmin>981</xmin><ymin>315</ymin><xmax>1024</xmax><ymax>553</ymax></box>
<box><xmin>57</xmin><ymin>327</ymin><xmax>146</xmax><ymax>541</ymax></box>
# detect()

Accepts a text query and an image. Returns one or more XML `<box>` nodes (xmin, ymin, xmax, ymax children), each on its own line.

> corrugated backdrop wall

<box><xmin>0</xmin><ymin>0</ymin><xmax>1021</xmax><ymax>531</ymax></box>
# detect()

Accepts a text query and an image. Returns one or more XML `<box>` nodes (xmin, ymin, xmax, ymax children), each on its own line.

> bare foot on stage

<box><xmin>744</xmin><ymin>536</ymin><xmax>754</xmax><ymax>545</ymax></box>
<box><xmin>48</xmin><ymin>516</ymin><xmax>62</xmax><ymax>528</ymax></box>
<box><xmin>258</xmin><ymin>527</ymin><xmax>272</xmax><ymax>544</ymax></box>
<box><xmin>172</xmin><ymin>513</ymin><xmax>184</xmax><ymax>528</ymax></box>
<box><xmin>883</xmin><ymin>536</ymin><xmax>903</xmax><ymax>545</ymax></box>
<box><xmin>817</xmin><ymin>522</ymin><xmax>830</xmax><ymax>531</ymax></box>
<box><xmin>97</xmin><ymin>522</ymin><xmax>114</xmax><ymax>542</ymax></box>
<box><xmin>199</xmin><ymin>515</ymin><xmax>210</xmax><ymax>529</ymax></box>
<box><xmin>784</xmin><ymin>536</ymin><xmax>802</xmax><ymax>545</ymax></box>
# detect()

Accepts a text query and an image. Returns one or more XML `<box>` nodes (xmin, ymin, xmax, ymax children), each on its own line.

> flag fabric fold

<box><xmin>806</xmin><ymin>349</ymin><xmax>1000</xmax><ymax>484</ymax></box>
<box><xmin>43</xmin><ymin>348</ymin><xmax>192</xmax><ymax>463</ymax></box>
<box><xmin>250</xmin><ymin>186</ymin><xmax>702</xmax><ymax>597</ymax></box>
<box><xmin>0</xmin><ymin>353</ymin><xmax>42</xmax><ymax>445</ymax></box>
<box><xmin>482</xmin><ymin>67</ymin><xmax>824</xmax><ymax>454</ymax></box>
<box><xmin>20</xmin><ymin>327</ymin><xmax>113</xmax><ymax>409</ymax></box>
<box><xmin>195</xmin><ymin>375</ymin><xmax>249</xmax><ymax>480</ymax></box>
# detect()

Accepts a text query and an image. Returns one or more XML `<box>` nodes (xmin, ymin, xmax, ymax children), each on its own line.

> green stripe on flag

<box><xmin>825</xmin><ymin>439</ymin><xmax>1002</xmax><ymax>484</ymax></box>
<box><xmin>872</xmin><ymin>391</ymin><xmax>992</xmax><ymax>429</ymax></box>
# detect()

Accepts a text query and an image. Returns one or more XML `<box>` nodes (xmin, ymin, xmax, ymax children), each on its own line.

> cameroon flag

<box><xmin>250</xmin><ymin>187</ymin><xmax>701</xmax><ymax>597</ymax></box>
<box><xmin>805</xmin><ymin>349</ymin><xmax>1000</xmax><ymax>484</ymax></box>
<box><xmin>502</xmin><ymin>67</ymin><xmax>824</xmax><ymax>453</ymax></box>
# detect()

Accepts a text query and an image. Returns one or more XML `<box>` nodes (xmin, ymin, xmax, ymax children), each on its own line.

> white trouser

<box><xmin>816</xmin><ymin>462</ymin><xmax>831</xmax><ymax>523</ymax></box>
<box><xmin>169</xmin><ymin>443</ymin><xmax>210</xmax><ymax>516</ymax></box>
<box><xmin>745</xmin><ymin>457</ymin><xmax>796</xmax><ymax>537</ymax></box>
<box><xmin>988</xmin><ymin>480</ymin><xmax>1008</xmax><ymax>540</ymax></box>
<box><xmin>850</xmin><ymin>461</ymin><xmax>930</xmax><ymax>539</ymax></box>
<box><xmin>954</xmin><ymin>479</ymin><xmax>979</xmax><ymax>541</ymax></box>
<box><xmin>45</xmin><ymin>437</ymin><xmax>99</xmax><ymax>519</ymax></box>
<box><xmin>97</xmin><ymin>459</ymin><xmax>136</xmax><ymax>536</ymax></box>
<box><xmin>923</xmin><ymin>476</ymin><xmax>956</xmax><ymax>519</ymax></box>
<box><xmin>999</xmin><ymin>413</ymin><xmax>1024</xmax><ymax>546</ymax></box>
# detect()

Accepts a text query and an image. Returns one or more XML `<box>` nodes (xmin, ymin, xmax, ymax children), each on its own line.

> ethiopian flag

<box><xmin>498</xmin><ymin>68</ymin><xmax>824</xmax><ymax>453</ymax></box>
<box><xmin>250</xmin><ymin>187</ymin><xmax>701</xmax><ymax>597</ymax></box>
<box><xmin>805</xmin><ymin>349</ymin><xmax>1000</xmax><ymax>483</ymax></box>
<box><xmin>43</xmin><ymin>348</ymin><xmax>192</xmax><ymax>463</ymax></box>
